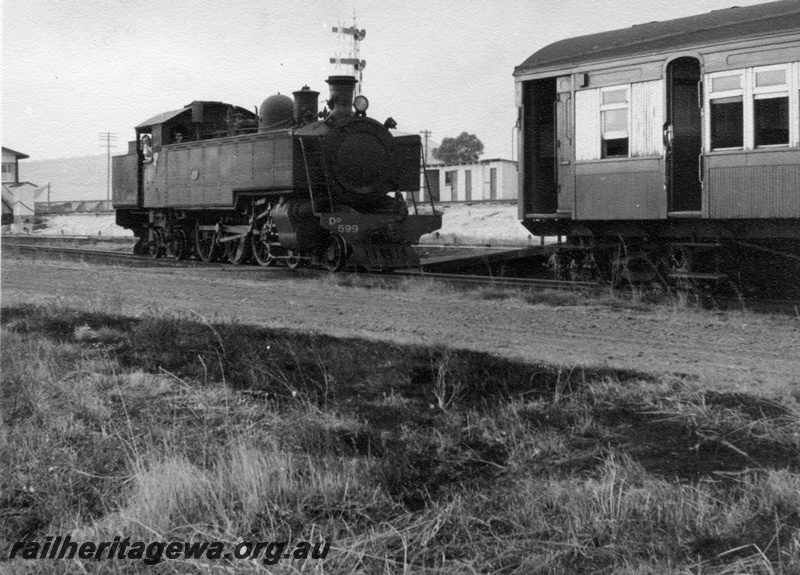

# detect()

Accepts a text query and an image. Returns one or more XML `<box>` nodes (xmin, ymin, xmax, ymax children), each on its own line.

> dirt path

<box><xmin>2</xmin><ymin>258</ymin><xmax>798</xmax><ymax>395</ymax></box>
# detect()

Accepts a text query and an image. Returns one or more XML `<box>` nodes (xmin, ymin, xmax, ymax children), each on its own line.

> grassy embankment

<box><xmin>1</xmin><ymin>298</ymin><xmax>799</xmax><ymax>574</ymax></box>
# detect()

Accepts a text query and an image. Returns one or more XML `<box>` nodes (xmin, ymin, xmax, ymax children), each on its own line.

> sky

<box><xmin>2</xmin><ymin>0</ymin><xmax>775</xmax><ymax>164</ymax></box>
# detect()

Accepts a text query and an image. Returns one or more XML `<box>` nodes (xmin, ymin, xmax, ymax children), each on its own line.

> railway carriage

<box><xmin>113</xmin><ymin>75</ymin><xmax>441</xmax><ymax>271</ymax></box>
<box><xmin>514</xmin><ymin>0</ymin><xmax>800</xmax><ymax>293</ymax></box>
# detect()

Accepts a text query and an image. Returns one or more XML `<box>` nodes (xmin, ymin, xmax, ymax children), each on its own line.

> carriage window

<box><xmin>711</xmin><ymin>75</ymin><xmax>741</xmax><ymax>92</ymax></box>
<box><xmin>711</xmin><ymin>97</ymin><xmax>744</xmax><ymax>149</ymax></box>
<box><xmin>600</xmin><ymin>87</ymin><xmax>629</xmax><ymax>158</ymax></box>
<box><xmin>755</xmin><ymin>69</ymin><xmax>785</xmax><ymax>88</ymax></box>
<box><xmin>754</xmin><ymin>96</ymin><xmax>789</xmax><ymax>146</ymax></box>
<box><xmin>752</xmin><ymin>66</ymin><xmax>789</xmax><ymax>147</ymax></box>
<box><xmin>709</xmin><ymin>72</ymin><xmax>744</xmax><ymax>150</ymax></box>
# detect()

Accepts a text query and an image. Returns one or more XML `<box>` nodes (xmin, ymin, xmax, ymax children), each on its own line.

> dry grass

<box><xmin>2</xmin><ymin>303</ymin><xmax>799</xmax><ymax>573</ymax></box>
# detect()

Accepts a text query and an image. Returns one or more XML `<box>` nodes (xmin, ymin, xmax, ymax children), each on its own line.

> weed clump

<box><xmin>2</xmin><ymin>303</ymin><xmax>799</xmax><ymax>573</ymax></box>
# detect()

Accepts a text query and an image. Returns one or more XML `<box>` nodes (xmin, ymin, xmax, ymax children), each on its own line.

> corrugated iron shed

<box><xmin>515</xmin><ymin>0</ymin><xmax>800</xmax><ymax>75</ymax></box>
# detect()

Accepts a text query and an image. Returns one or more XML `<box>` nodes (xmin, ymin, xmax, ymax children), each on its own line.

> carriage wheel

<box><xmin>324</xmin><ymin>234</ymin><xmax>348</xmax><ymax>272</ymax></box>
<box><xmin>252</xmin><ymin>236</ymin><xmax>277</xmax><ymax>267</ymax></box>
<box><xmin>195</xmin><ymin>225</ymin><xmax>224</xmax><ymax>263</ymax></box>
<box><xmin>147</xmin><ymin>228</ymin><xmax>165</xmax><ymax>259</ymax></box>
<box><xmin>285</xmin><ymin>251</ymin><xmax>301</xmax><ymax>269</ymax></box>
<box><xmin>225</xmin><ymin>235</ymin><xmax>252</xmax><ymax>265</ymax></box>
<box><xmin>168</xmin><ymin>228</ymin><xmax>191</xmax><ymax>260</ymax></box>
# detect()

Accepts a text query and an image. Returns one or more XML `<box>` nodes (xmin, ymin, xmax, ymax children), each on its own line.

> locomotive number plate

<box><xmin>328</xmin><ymin>216</ymin><xmax>359</xmax><ymax>234</ymax></box>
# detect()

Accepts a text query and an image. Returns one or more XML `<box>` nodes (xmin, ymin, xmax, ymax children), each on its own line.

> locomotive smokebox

<box><xmin>292</xmin><ymin>86</ymin><xmax>319</xmax><ymax>125</ymax></box>
<box><xmin>259</xmin><ymin>94</ymin><xmax>294</xmax><ymax>132</ymax></box>
<box><xmin>326</xmin><ymin>75</ymin><xmax>358</xmax><ymax>119</ymax></box>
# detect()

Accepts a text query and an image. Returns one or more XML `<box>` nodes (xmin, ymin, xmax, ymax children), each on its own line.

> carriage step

<box><xmin>669</xmin><ymin>272</ymin><xmax>727</xmax><ymax>281</ymax></box>
<box><xmin>671</xmin><ymin>242</ymin><xmax>723</xmax><ymax>249</ymax></box>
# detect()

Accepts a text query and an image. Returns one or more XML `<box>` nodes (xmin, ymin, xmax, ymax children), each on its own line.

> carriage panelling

<box><xmin>707</xmin><ymin>150</ymin><xmax>800</xmax><ymax>218</ymax></box>
<box><xmin>575</xmin><ymin>158</ymin><xmax>663</xmax><ymax>220</ymax></box>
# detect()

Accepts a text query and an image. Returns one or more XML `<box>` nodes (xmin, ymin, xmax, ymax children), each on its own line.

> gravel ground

<box><xmin>2</xmin><ymin>257</ymin><xmax>799</xmax><ymax>397</ymax></box>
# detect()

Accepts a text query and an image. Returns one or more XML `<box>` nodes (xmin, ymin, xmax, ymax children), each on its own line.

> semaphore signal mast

<box><xmin>330</xmin><ymin>16</ymin><xmax>366</xmax><ymax>94</ymax></box>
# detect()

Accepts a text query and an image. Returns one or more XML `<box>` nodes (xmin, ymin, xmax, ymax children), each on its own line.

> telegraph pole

<box><xmin>98</xmin><ymin>132</ymin><xmax>118</xmax><ymax>202</ymax></box>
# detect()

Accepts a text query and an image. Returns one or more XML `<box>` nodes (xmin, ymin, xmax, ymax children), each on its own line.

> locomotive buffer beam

<box><xmin>320</xmin><ymin>213</ymin><xmax>442</xmax><ymax>244</ymax></box>
<box><xmin>319</xmin><ymin>212</ymin><xmax>442</xmax><ymax>270</ymax></box>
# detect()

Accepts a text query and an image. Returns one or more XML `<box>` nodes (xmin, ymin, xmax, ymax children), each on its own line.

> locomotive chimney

<box><xmin>292</xmin><ymin>85</ymin><xmax>319</xmax><ymax>125</ymax></box>
<box><xmin>326</xmin><ymin>75</ymin><xmax>358</xmax><ymax>119</ymax></box>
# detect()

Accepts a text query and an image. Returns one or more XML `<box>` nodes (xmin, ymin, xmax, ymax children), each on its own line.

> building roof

<box><xmin>515</xmin><ymin>0</ymin><xmax>800</xmax><ymax>76</ymax></box>
<box><xmin>426</xmin><ymin>158</ymin><xmax>516</xmax><ymax>168</ymax></box>
<box><xmin>2</xmin><ymin>147</ymin><xmax>30</xmax><ymax>160</ymax></box>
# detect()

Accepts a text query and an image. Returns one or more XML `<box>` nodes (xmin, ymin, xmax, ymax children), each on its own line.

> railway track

<box><xmin>1</xmin><ymin>240</ymin><xmax>600</xmax><ymax>293</ymax></box>
<box><xmin>4</xmin><ymin>238</ymin><xmax>798</xmax><ymax>312</ymax></box>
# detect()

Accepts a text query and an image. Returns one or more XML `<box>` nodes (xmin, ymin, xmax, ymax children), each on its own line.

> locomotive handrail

<box><xmin>298</xmin><ymin>137</ymin><xmax>319</xmax><ymax>215</ymax></box>
<box><xmin>298</xmin><ymin>136</ymin><xmax>335</xmax><ymax>215</ymax></box>
<box><xmin>419</xmin><ymin>149</ymin><xmax>437</xmax><ymax>214</ymax></box>
<box><xmin>315</xmin><ymin>135</ymin><xmax>336</xmax><ymax>213</ymax></box>
<box><xmin>408</xmin><ymin>163</ymin><xmax>420</xmax><ymax>215</ymax></box>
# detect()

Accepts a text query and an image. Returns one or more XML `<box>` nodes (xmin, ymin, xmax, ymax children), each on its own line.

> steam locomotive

<box><xmin>112</xmin><ymin>75</ymin><xmax>441</xmax><ymax>271</ymax></box>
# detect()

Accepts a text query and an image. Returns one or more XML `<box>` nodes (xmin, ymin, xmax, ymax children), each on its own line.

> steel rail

<box><xmin>1</xmin><ymin>242</ymin><xmax>599</xmax><ymax>292</ymax></box>
<box><xmin>5</xmin><ymin>241</ymin><xmax>799</xmax><ymax>312</ymax></box>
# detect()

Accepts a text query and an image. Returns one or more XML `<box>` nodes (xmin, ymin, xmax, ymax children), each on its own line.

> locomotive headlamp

<box><xmin>353</xmin><ymin>95</ymin><xmax>369</xmax><ymax>114</ymax></box>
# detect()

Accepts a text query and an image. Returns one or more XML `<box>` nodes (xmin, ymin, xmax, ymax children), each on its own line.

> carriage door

<box><xmin>665</xmin><ymin>57</ymin><xmax>702</xmax><ymax>214</ymax></box>
<box><xmin>555</xmin><ymin>79</ymin><xmax>574</xmax><ymax>214</ymax></box>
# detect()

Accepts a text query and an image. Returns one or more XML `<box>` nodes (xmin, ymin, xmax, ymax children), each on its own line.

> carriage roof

<box><xmin>514</xmin><ymin>0</ymin><xmax>800</xmax><ymax>76</ymax></box>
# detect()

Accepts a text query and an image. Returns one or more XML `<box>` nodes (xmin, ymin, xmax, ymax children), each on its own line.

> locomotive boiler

<box><xmin>112</xmin><ymin>75</ymin><xmax>441</xmax><ymax>271</ymax></box>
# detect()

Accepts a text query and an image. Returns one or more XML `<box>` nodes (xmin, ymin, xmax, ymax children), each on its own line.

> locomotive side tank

<box><xmin>514</xmin><ymin>0</ymin><xmax>800</xmax><ymax>293</ymax></box>
<box><xmin>113</xmin><ymin>75</ymin><xmax>441</xmax><ymax>271</ymax></box>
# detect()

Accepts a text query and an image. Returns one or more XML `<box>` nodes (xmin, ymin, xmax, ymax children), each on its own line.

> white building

<box><xmin>2</xmin><ymin>147</ymin><xmax>45</xmax><ymax>223</ymax></box>
<box><xmin>2</xmin><ymin>147</ymin><xmax>28</xmax><ymax>185</ymax></box>
<box><xmin>416</xmin><ymin>158</ymin><xmax>518</xmax><ymax>203</ymax></box>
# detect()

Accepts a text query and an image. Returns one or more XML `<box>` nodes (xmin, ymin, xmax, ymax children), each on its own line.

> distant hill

<box><xmin>19</xmin><ymin>154</ymin><xmax>110</xmax><ymax>202</ymax></box>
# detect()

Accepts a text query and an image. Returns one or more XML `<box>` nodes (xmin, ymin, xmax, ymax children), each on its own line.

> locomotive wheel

<box><xmin>225</xmin><ymin>235</ymin><xmax>252</xmax><ymax>265</ymax></box>
<box><xmin>285</xmin><ymin>251</ymin><xmax>301</xmax><ymax>269</ymax></box>
<box><xmin>147</xmin><ymin>229</ymin><xmax>165</xmax><ymax>259</ymax></box>
<box><xmin>252</xmin><ymin>238</ymin><xmax>277</xmax><ymax>267</ymax></box>
<box><xmin>195</xmin><ymin>225</ymin><xmax>224</xmax><ymax>263</ymax></box>
<box><xmin>168</xmin><ymin>228</ymin><xmax>191</xmax><ymax>260</ymax></box>
<box><xmin>324</xmin><ymin>234</ymin><xmax>348</xmax><ymax>272</ymax></box>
